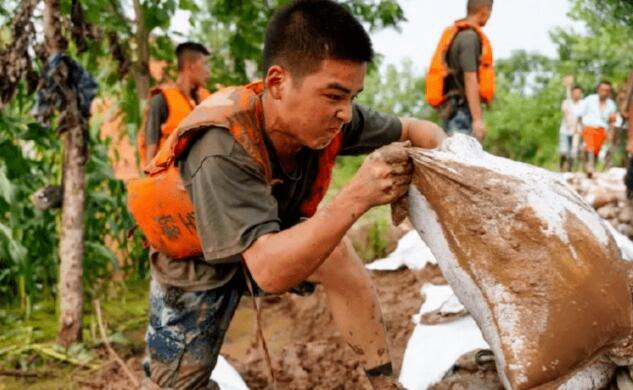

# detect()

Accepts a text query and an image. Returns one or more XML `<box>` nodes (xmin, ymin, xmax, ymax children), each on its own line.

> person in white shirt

<box><xmin>559</xmin><ymin>76</ymin><xmax>583</xmax><ymax>172</ymax></box>
<box><xmin>576</xmin><ymin>80</ymin><xmax>617</xmax><ymax>176</ymax></box>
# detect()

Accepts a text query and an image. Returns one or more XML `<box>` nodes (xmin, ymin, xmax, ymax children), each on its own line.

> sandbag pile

<box><xmin>406</xmin><ymin>135</ymin><xmax>633</xmax><ymax>390</ymax></box>
<box><xmin>564</xmin><ymin>168</ymin><xmax>633</xmax><ymax>239</ymax></box>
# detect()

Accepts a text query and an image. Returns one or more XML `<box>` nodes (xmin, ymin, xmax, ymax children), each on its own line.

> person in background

<box><xmin>576</xmin><ymin>80</ymin><xmax>617</xmax><ymax>177</ymax></box>
<box><xmin>603</xmin><ymin>85</ymin><xmax>631</xmax><ymax>169</ymax></box>
<box><xmin>558</xmin><ymin>75</ymin><xmax>583</xmax><ymax>172</ymax></box>
<box><xmin>425</xmin><ymin>0</ymin><xmax>495</xmax><ymax>142</ymax></box>
<box><xmin>621</xmin><ymin>71</ymin><xmax>633</xmax><ymax>198</ymax></box>
<box><xmin>138</xmin><ymin>42</ymin><xmax>211</xmax><ymax>168</ymax></box>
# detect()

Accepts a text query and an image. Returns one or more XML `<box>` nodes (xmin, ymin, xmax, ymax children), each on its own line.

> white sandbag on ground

<box><xmin>406</xmin><ymin>135</ymin><xmax>632</xmax><ymax>390</ymax></box>
<box><xmin>399</xmin><ymin>284</ymin><xmax>488</xmax><ymax>390</ymax></box>
<box><xmin>366</xmin><ymin>230</ymin><xmax>437</xmax><ymax>271</ymax></box>
<box><xmin>211</xmin><ymin>355</ymin><xmax>250</xmax><ymax>390</ymax></box>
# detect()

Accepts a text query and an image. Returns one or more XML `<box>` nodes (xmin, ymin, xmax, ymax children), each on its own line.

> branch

<box><xmin>43</xmin><ymin>0</ymin><xmax>67</xmax><ymax>53</ymax></box>
<box><xmin>0</xmin><ymin>369</ymin><xmax>55</xmax><ymax>379</ymax></box>
<box><xmin>0</xmin><ymin>0</ymin><xmax>39</xmax><ymax>105</ymax></box>
<box><xmin>107</xmin><ymin>0</ymin><xmax>133</xmax><ymax>35</ymax></box>
<box><xmin>93</xmin><ymin>299</ymin><xmax>140</xmax><ymax>388</ymax></box>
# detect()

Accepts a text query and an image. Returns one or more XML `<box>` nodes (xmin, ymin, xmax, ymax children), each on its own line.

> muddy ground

<box><xmin>71</xmin><ymin>264</ymin><xmax>445</xmax><ymax>389</ymax></box>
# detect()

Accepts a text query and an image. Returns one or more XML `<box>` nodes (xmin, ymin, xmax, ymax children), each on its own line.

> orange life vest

<box><xmin>127</xmin><ymin>81</ymin><xmax>343</xmax><ymax>259</ymax></box>
<box><xmin>137</xmin><ymin>85</ymin><xmax>211</xmax><ymax>168</ymax></box>
<box><xmin>425</xmin><ymin>20</ymin><xmax>495</xmax><ymax>108</ymax></box>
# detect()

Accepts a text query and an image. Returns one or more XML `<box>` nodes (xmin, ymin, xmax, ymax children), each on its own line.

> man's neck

<box><xmin>465</xmin><ymin>14</ymin><xmax>481</xmax><ymax>26</ymax></box>
<box><xmin>262</xmin><ymin>93</ymin><xmax>303</xmax><ymax>163</ymax></box>
<box><xmin>176</xmin><ymin>74</ymin><xmax>195</xmax><ymax>101</ymax></box>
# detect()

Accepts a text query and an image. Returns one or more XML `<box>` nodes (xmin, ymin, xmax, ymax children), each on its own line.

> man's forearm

<box><xmin>243</xmin><ymin>185</ymin><xmax>368</xmax><ymax>293</ymax></box>
<box><xmin>399</xmin><ymin>117</ymin><xmax>446</xmax><ymax>148</ymax></box>
<box><xmin>464</xmin><ymin>72</ymin><xmax>483</xmax><ymax>122</ymax></box>
<box><xmin>145</xmin><ymin>144</ymin><xmax>157</xmax><ymax>163</ymax></box>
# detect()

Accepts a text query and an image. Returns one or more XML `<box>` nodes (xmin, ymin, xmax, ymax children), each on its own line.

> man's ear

<box><xmin>265</xmin><ymin>65</ymin><xmax>288</xmax><ymax>100</ymax></box>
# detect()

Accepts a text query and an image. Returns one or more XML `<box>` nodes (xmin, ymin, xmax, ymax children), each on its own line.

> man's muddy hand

<box><xmin>347</xmin><ymin>142</ymin><xmax>413</xmax><ymax>210</ymax></box>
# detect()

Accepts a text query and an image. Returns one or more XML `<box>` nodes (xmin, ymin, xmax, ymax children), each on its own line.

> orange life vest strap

<box><xmin>300</xmin><ymin>133</ymin><xmax>343</xmax><ymax>217</ymax></box>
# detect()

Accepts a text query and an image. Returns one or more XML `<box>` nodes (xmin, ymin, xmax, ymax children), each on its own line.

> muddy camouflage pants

<box><xmin>143</xmin><ymin>277</ymin><xmax>242</xmax><ymax>389</ymax></box>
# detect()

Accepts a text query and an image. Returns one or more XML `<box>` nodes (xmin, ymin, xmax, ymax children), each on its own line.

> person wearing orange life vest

<box><xmin>138</xmin><ymin>42</ymin><xmax>211</xmax><ymax>167</ymax></box>
<box><xmin>133</xmin><ymin>1</ymin><xmax>446</xmax><ymax>389</ymax></box>
<box><xmin>425</xmin><ymin>0</ymin><xmax>494</xmax><ymax>142</ymax></box>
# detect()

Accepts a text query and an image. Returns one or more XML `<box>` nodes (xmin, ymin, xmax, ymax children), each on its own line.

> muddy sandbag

<box><xmin>406</xmin><ymin>135</ymin><xmax>632</xmax><ymax>390</ymax></box>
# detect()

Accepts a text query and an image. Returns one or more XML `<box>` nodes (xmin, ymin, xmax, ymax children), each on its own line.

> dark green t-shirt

<box><xmin>444</xmin><ymin>29</ymin><xmax>481</xmax><ymax>96</ymax></box>
<box><xmin>145</xmin><ymin>94</ymin><xmax>168</xmax><ymax>147</ymax></box>
<box><xmin>150</xmin><ymin>104</ymin><xmax>402</xmax><ymax>291</ymax></box>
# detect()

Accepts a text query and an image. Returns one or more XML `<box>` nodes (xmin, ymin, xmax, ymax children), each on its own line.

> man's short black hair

<box><xmin>467</xmin><ymin>0</ymin><xmax>493</xmax><ymax>14</ymax></box>
<box><xmin>176</xmin><ymin>42</ymin><xmax>209</xmax><ymax>71</ymax></box>
<box><xmin>598</xmin><ymin>80</ymin><xmax>612</xmax><ymax>88</ymax></box>
<box><xmin>263</xmin><ymin>0</ymin><xmax>374</xmax><ymax>79</ymax></box>
<box><xmin>572</xmin><ymin>85</ymin><xmax>583</xmax><ymax>92</ymax></box>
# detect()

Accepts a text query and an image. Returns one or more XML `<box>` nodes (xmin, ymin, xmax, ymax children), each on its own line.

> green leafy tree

<box><xmin>550</xmin><ymin>0</ymin><xmax>633</xmax><ymax>88</ymax></box>
<box><xmin>191</xmin><ymin>0</ymin><xmax>406</xmax><ymax>85</ymax></box>
<box><xmin>483</xmin><ymin>51</ymin><xmax>561</xmax><ymax>166</ymax></box>
<box><xmin>0</xmin><ymin>0</ymin><xmax>149</xmax><ymax>326</ymax></box>
<box><xmin>358</xmin><ymin>58</ymin><xmax>432</xmax><ymax>119</ymax></box>
<box><xmin>587</xmin><ymin>0</ymin><xmax>633</xmax><ymax>28</ymax></box>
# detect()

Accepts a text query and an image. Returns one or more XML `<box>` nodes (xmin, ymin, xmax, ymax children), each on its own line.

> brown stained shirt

<box><xmin>150</xmin><ymin>104</ymin><xmax>402</xmax><ymax>291</ymax></box>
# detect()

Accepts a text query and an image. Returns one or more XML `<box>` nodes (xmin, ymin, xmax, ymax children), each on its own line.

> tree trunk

<box><xmin>57</xmin><ymin>122</ymin><xmax>86</xmax><ymax>347</ymax></box>
<box><xmin>44</xmin><ymin>0</ymin><xmax>86</xmax><ymax>348</ymax></box>
<box><xmin>132</xmin><ymin>0</ymin><xmax>150</xmax><ymax>100</ymax></box>
<box><xmin>57</xmin><ymin>120</ymin><xmax>86</xmax><ymax>348</ymax></box>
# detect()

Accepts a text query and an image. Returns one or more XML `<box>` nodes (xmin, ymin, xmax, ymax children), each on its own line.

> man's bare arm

<box><xmin>464</xmin><ymin>71</ymin><xmax>485</xmax><ymax>141</ymax></box>
<box><xmin>243</xmin><ymin>146</ymin><xmax>411</xmax><ymax>293</ymax></box>
<box><xmin>145</xmin><ymin>144</ymin><xmax>158</xmax><ymax>163</ymax></box>
<box><xmin>399</xmin><ymin>117</ymin><xmax>446</xmax><ymax>148</ymax></box>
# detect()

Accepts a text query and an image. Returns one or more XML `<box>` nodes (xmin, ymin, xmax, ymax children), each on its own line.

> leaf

<box><xmin>0</xmin><ymin>222</ymin><xmax>26</xmax><ymax>263</ymax></box>
<box><xmin>86</xmin><ymin>242</ymin><xmax>118</xmax><ymax>269</ymax></box>
<box><xmin>0</xmin><ymin>164</ymin><xmax>14</xmax><ymax>203</ymax></box>
<box><xmin>108</xmin><ymin>331</ymin><xmax>129</xmax><ymax>346</ymax></box>
<box><xmin>178</xmin><ymin>0</ymin><xmax>199</xmax><ymax>12</ymax></box>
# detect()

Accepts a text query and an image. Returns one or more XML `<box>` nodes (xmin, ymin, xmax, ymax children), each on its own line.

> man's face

<box><xmin>478</xmin><ymin>6</ymin><xmax>492</xmax><ymax>27</ymax></box>
<box><xmin>273</xmin><ymin>59</ymin><xmax>366</xmax><ymax>150</ymax></box>
<box><xmin>572</xmin><ymin>88</ymin><xmax>583</xmax><ymax>102</ymax></box>
<box><xmin>597</xmin><ymin>83</ymin><xmax>612</xmax><ymax>100</ymax></box>
<box><xmin>189</xmin><ymin>56</ymin><xmax>210</xmax><ymax>87</ymax></box>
